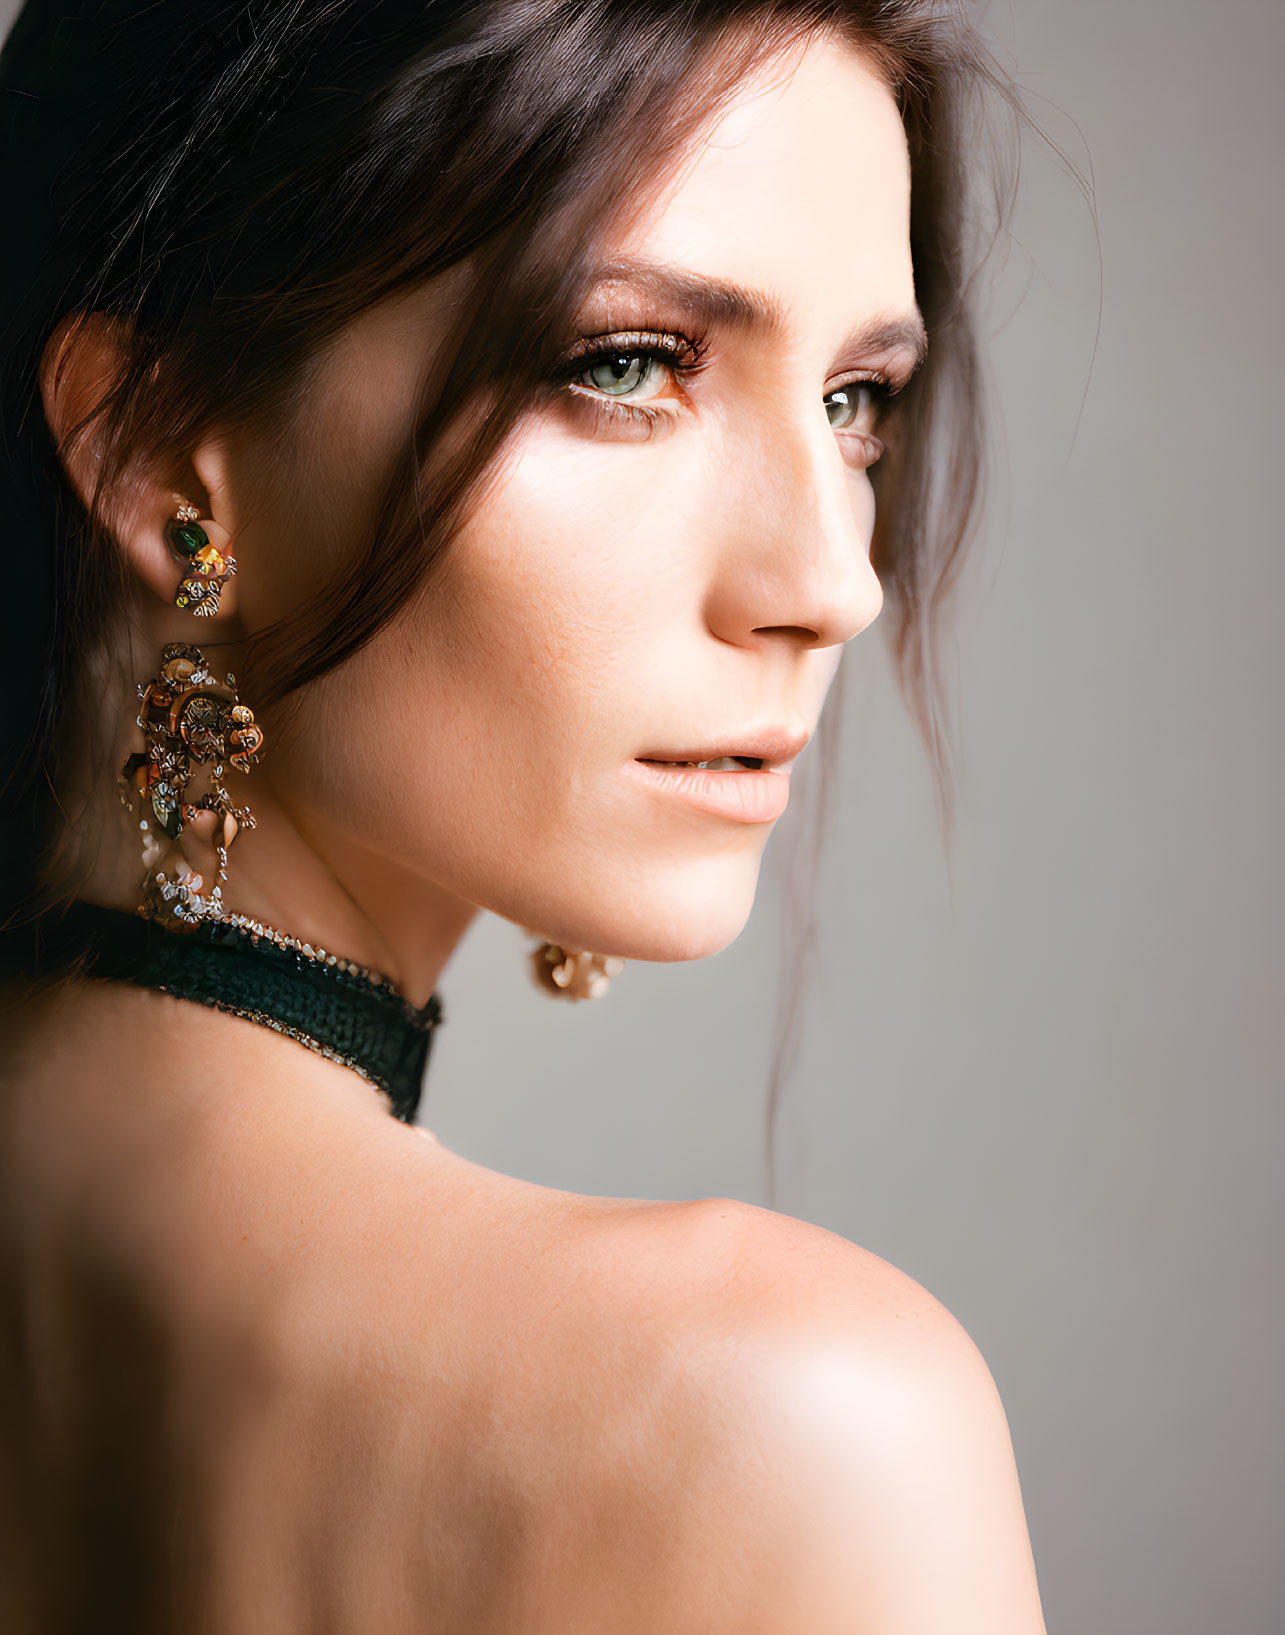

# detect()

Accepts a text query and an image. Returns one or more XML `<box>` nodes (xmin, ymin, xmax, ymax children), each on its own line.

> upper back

<box><xmin>0</xmin><ymin>982</ymin><xmax>1044</xmax><ymax>1633</ymax></box>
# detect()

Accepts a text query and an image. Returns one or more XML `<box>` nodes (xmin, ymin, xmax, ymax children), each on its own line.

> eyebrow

<box><xmin>581</xmin><ymin>256</ymin><xmax>928</xmax><ymax>366</ymax></box>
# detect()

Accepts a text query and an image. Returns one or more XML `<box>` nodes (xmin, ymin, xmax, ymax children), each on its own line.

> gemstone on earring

<box><xmin>190</xmin><ymin>542</ymin><xmax>229</xmax><ymax>579</ymax></box>
<box><xmin>166</xmin><ymin>517</ymin><xmax>209</xmax><ymax>558</ymax></box>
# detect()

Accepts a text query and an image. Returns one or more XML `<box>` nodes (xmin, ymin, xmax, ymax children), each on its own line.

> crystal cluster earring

<box><xmin>521</xmin><ymin>929</ymin><xmax>625</xmax><ymax>1001</ymax></box>
<box><xmin>117</xmin><ymin>642</ymin><xmax>264</xmax><ymax>929</ymax></box>
<box><xmin>166</xmin><ymin>496</ymin><xmax>236</xmax><ymax>617</ymax></box>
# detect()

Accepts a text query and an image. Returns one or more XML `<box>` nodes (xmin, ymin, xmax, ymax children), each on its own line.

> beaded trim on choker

<box><xmin>2</xmin><ymin>901</ymin><xmax>443</xmax><ymax>1124</ymax></box>
<box><xmin>219</xmin><ymin>909</ymin><xmax>396</xmax><ymax>988</ymax></box>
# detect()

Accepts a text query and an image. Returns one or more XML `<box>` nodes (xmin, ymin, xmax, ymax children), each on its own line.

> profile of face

<box><xmin>160</xmin><ymin>34</ymin><xmax>920</xmax><ymax>990</ymax></box>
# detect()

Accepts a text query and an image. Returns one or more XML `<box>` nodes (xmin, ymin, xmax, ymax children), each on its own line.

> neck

<box><xmin>22</xmin><ymin>901</ymin><xmax>445</xmax><ymax>1123</ymax></box>
<box><xmin>46</xmin><ymin>633</ymin><xmax>485</xmax><ymax>1008</ymax></box>
<box><xmin>59</xmin><ymin>747</ymin><xmax>483</xmax><ymax>1013</ymax></box>
<box><xmin>188</xmin><ymin>788</ymin><xmax>483</xmax><ymax>1010</ymax></box>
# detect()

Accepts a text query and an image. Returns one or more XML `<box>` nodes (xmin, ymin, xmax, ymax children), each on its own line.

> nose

<box><xmin>702</xmin><ymin>401</ymin><xmax>885</xmax><ymax>652</ymax></box>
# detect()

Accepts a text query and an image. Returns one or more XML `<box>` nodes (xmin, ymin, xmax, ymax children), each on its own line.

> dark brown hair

<box><xmin>0</xmin><ymin>0</ymin><xmax>1018</xmax><ymax>1197</ymax></box>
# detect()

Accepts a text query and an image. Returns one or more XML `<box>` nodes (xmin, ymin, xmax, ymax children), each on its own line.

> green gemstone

<box><xmin>166</xmin><ymin>518</ymin><xmax>208</xmax><ymax>558</ymax></box>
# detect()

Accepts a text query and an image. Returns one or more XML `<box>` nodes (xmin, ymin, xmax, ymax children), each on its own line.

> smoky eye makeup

<box><xmin>547</xmin><ymin>309</ymin><xmax>918</xmax><ymax>458</ymax></box>
<box><xmin>547</xmin><ymin>326</ymin><xmax>709</xmax><ymax>437</ymax></box>
<box><xmin>552</xmin><ymin>328</ymin><xmax>710</xmax><ymax>400</ymax></box>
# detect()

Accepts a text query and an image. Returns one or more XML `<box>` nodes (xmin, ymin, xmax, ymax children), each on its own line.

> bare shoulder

<box><xmin>588</xmin><ymin>1190</ymin><xmax>975</xmax><ymax>1369</ymax></box>
<box><xmin>564</xmin><ymin>1194</ymin><xmax>1049</xmax><ymax>1635</ymax></box>
<box><xmin>351</xmin><ymin>1150</ymin><xmax>1047</xmax><ymax>1633</ymax></box>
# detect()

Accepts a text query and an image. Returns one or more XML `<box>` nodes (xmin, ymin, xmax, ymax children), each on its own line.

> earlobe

<box><xmin>38</xmin><ymin>311</ymin><xmax>240</xmax><ymax>622</ymax></box>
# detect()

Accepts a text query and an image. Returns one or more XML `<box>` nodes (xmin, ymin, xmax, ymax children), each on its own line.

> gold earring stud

<box><xmin>165</xmin><ymin>497</ymin><xmax>237</xmax><ymax>617</ymax></box>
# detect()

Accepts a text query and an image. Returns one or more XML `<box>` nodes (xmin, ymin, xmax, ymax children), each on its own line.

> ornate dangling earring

<box><xmin>165</xmin><ymin>497</ymin><xmax>237</xmax><ymax>617</ymax></box>
<box><xmin>521</xmin><ymin>929</ymin><xmax>625</xmax><ymax>1001</ymax></box>
<box><xmin>117</xmin><ymin>641</ymin><xmax>264</xmax><ymax>930</ymax></box>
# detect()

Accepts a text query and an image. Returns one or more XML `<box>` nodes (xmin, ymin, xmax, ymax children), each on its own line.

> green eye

<box><xmin>582</xmin><ymin>352</ymin><xmax>657</xmax><ymax>397</ymax></box>
<box><xmin>825</xmin><ymin>382</ymin><xmax>878</xmax><ymax>431</ymax></box>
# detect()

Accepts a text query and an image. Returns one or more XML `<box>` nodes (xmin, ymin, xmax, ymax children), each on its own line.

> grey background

<box><xmin>7</xmin><ymin>0</ymin><xmax>1281</xmax><ymax>1630</ymax></box>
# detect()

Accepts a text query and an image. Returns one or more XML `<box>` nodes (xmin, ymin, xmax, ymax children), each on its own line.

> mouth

<box><xmin>634</xmin><ymin>728</ymin><xmax>809</xmax><ymax>773</ymax></box>
<box><xmin>624</xmin><ymin>756</ymin><xmax>792</xmax><ymax>824</ymax></box>
<box><xmin>636</xmin><ymin>755</ymin><xmax>765</xmax><ymax>773</ymax></box>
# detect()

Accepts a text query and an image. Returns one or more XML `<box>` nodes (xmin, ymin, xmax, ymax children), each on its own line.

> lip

<box><xmin>623</xmin><ymin>758</ymin><xmax>791</xmax><ymax>824</ymax></box>
<box><xmin>633</xmin><ymin>726</ymin><xmax>810</xmax><ymax>772</ymax></box>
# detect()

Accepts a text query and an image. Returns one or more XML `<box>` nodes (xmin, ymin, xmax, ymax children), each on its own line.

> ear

<box><xmin>39</xmin><ymin>311</ymin><xmax>240</xmax><ymax>624</ymax></box>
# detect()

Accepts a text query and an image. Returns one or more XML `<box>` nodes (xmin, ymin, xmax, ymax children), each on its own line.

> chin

<box><xmin>511</xmin><ymin>861</ymin><xmax>761</xmax><ymax>967</ymax></box>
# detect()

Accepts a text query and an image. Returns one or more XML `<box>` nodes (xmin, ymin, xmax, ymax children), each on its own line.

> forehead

<box><xmin>605</xmin><ymin>34</ymin><xmax>915</xmax><ymax>345</ymax></box>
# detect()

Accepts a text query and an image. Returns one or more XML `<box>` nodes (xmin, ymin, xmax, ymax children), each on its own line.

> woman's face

<box><xmin>221</xmin><ymin>33</ymin><xmax>921</xmax><ymax>978</ymax></box>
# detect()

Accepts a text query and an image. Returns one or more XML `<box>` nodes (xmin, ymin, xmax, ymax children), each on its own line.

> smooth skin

<box><xmin>2</xmin><ymin>32</ymin><xmax>1049</xmax><ymax>1634</ymax></box>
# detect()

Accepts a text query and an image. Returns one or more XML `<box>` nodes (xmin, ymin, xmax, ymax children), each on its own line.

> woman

<box><xmin>0</xmin><ymin>1</ymin><xmax>1047</xmax><ymax>1629</ymax></box>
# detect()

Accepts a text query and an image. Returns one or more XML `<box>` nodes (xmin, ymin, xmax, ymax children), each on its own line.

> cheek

<box><xmin>446</xmin><ymin>426</ymin><xmax>697</xmax><ymax>702</ymax></box>
<box><xmin>273</xmin><ymin>431</ymin><xmax>688</xmax><ymax>861</ymax></box>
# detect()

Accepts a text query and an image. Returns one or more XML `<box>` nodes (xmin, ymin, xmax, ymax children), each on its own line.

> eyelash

<box><xmin>554</xmin><ymin>328</ymin><xmax>902</xmax><ymax>451</ymax></box>
<box><xmin>553</xmin><ymin>331</ymin><xmax>709</xmax><ymax>432</ymax></box>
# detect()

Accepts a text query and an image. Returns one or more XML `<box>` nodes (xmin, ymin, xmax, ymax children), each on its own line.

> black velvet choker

<box><xmin>1</xmin><ymin>901</ymin><xmax>443</xmax><ymax>1124</ymax></box>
